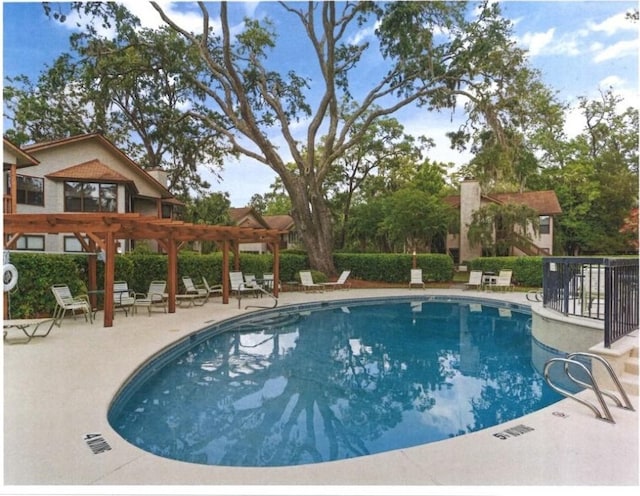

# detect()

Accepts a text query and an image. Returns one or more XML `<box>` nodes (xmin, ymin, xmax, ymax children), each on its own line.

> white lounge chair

<box><xmin>134</xmin><ymin>280</ymin><xmax>167</xmax><ymax>315</ymax></box>
<box><xmin>493</xmin><ymin>270</ymin><xmax>514</xmax><ymax>291</ymax></box>
<box><xmin>202</xmin><ymin>277</ymin><xmax>223</xmax><ymax>297</ymax></box>
<box><xmin>177</xmin><ymin>276</ymin><xmax>208</xmax><ymax>306</ymax></box>
<box><xmin>465</xmin><ymin>270</ymin><xmax>484</xmax><ymax>290</ymax></box>
<box><xmin>113</xmin><ymin>281</ymin><xmax>136</xmax><ymax>316</ymax></box>
<box><xmin>321</xmin><ymin>270</ymin><xmax>351</xmax><ymax>290</ymax></box>
<box><xmin>229</xmin><ymin>271</ymin><xmax>260</xmax><ymax>307</ymax></box>
<box><xmin>51</xmin><ymin>284</ymin><xmax>92</xmax><ymax>325</ymax></box>
<box><xmin>261</xmin><ymin>273</ymin><xmax>278</xmax><ymax>292</ymax></box>
<box><xmin>3</xmin><ymin>317</ymin><xmax>56</xmax><ymax>344</ymax></box>
<box><xmin>409</xmin><ymin>269</ymin><xmax>424</xmax><ymax>288</ymax></box>
<box><xmin>299</xmin><ymin>270</ymin><xmax>323</xmax><ymax>291</ymax></box>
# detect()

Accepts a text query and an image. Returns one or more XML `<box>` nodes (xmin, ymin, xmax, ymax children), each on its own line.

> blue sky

<box><xmin>2</xmin><ymin>1</ymin><xmax>638</xmax><ymax>206</ymax></box>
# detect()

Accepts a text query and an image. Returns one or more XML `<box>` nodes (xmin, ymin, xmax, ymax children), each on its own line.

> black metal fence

<box><xmin>542</xmin><ymin>257</ymin><xmax>639</xmax><ymax>348</ymax></box>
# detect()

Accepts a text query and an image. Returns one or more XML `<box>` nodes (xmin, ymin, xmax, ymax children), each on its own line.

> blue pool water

<box><xmin>108</xmin><ymin>297</ymin><xmax>568</xmax><ymax>467</ymax></box>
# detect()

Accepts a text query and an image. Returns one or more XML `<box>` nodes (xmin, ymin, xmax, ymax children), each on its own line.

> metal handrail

<box><xmin>544</xmin><ymin>353</ymin><xmax>635</xmax><ymax>423</ymax></box>
<box><xmin>565</xmin><ymin>352</ymin><xmax>635</xmax><ymax>412</ymax></box>
<box><xmin>244</xmin><ymin>285</ymin><xmax>278</xmax><ymax>309</ymax></box>
<box><xmin>544</xmin><ymin>358</ymin><xmax>615</xmax><ymax>423</ymax></box>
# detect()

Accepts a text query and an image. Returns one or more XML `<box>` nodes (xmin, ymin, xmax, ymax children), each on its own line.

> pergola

<box><xmin>3</xmin><ymin>213</ymin><xmax>282</xmax><ymax>327</ymax></box>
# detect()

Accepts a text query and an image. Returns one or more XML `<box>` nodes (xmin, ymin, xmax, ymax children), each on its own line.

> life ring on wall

<box><xmin>3</xmin><ymin>263</ymin><xmax>18</xmax><ymax>292</ymax></box>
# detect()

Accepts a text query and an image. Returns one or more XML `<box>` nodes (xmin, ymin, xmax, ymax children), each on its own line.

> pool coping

<box><xmin>3</xmin><ymin>288</ymin><xmax>638</xmax><ymax>489</ymax></box>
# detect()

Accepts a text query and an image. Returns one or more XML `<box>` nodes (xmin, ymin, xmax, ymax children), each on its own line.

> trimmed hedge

<box><xmin>469</xmin><ymin>256</ymin><xmax>543</xmax><ymax>287</ymax></box>
<box><xmin>6</xmin><ymin>253</ymin><xmax>87</xmax><ymax>318</ymax></box>
<box><xmin>10</xmin><ymin>251</ymin><xmax>532</xmax><ymax>318</ymax></box>
<box><xmin>334</xmin><ymin>253</ymin><xmax>453</xmax><ymax>283</ymax></box>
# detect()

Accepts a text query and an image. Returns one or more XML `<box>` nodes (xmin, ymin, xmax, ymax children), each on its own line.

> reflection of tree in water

<box><xmin>464</xmin><ymin>309</ymin><xmax>557</xmax><ymax>431</ymax></box>
<box><xmin>111</xmin><ymin>302</ymin><xmax>550</xmax><ymax>467</ymax></box>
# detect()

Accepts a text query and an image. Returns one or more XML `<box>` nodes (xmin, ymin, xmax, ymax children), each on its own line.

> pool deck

<box><xmin>3</xmin><ymin>288</ymin><xmax>638</xmax><ymax>492</ymax></box>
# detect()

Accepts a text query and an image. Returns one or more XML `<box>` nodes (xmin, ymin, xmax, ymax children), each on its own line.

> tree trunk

<box><xmin>288</xmin><ymin>176</ymin><xmax>337</xmax><ymax>276</ymax></box>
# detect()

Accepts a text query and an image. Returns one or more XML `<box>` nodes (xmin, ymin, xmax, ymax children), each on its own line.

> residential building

<box><xmin>445</xmin><ymin>179</ymin><xmax>562</xmax><ymax>263</ymax></box>
<box><xmin>3</xmin><ymin>134</ymin><xmax>182</xmax><ymax>253</ymax></box>
<box><xmin>229</xmin><ymin>207</ymin><xmax>298</xmax><ymax>252</ymax></box>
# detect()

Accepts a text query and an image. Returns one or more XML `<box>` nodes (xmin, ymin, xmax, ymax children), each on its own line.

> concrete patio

<box><xmin>3</xmin><ymin>288</ymin><xmax>638</xmax><ymax>492</ymax></box>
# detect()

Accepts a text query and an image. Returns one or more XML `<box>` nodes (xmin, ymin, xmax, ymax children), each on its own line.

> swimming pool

<box><xmin>108</xmin><ymin>296</ymin><xmax>569</xmax><ymax>467</ymax></box>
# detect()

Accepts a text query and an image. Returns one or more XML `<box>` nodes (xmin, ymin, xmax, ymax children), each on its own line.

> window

<box><xmin>7</xmin><ymin>174</ymin><xmax>45</xmax><ymax>206</ymax></box>
<box><xmin>15</xmin><ymin>235</ymin><xmax>45</xmax><ymax>251</ymax></box>
<box><xmin>161</xmin><ymin>203</ymin><xmax>173</xmax><ymax>219</ymax></box>
<box><xmin>64</xmin><ymin>236</ymin><xmax>88</xmax><ymax>253</ymax></box>
<box><xmin>539</xmin><ymin>216</ymin><xmax>550</xmax><ymax>235</ymax></box>
<box><xmin>64</xmin><ymin>182</ymin><xmax>117</xmax><ymax>212</ymax></box>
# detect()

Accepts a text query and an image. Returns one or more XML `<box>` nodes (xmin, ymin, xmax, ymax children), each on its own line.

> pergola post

<box><xmin>167</xmin><ymin>236</ymin><xmax>178</xmax><ymax>314</ymax></box>
<box><xmin>2</xmin><ymin>213</ymin><xmax>282</xmax><ymax>317</ymax></box>
<box><xmin>271</xmin><ymin>241</ymin><xmax>280</xmax><ymax>297</ymax></box>
<box><xmin>87</xmin><ymin>239</ymin><xmax>98</xmax><ymax>310</ymax></box>
<box><xmin>222</xmin><ymin>239</ymin><xmax>230</xmax><ymax>304</ymax></box>
<box><xmin>103</xmin><ymin>231</ymin><xmax>115</xmax><ymax>327</ymax></box>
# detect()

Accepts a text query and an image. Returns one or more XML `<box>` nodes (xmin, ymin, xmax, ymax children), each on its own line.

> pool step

<box><xmin>621</xmin><ymin>347</ymin><xmax>639</xmax><ymax>396</ymax></box>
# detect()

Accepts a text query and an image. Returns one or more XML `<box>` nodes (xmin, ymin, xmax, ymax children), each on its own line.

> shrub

<box><xmin>7</xmin><ymin>253</ymin><xmax>86</xmax><ymax>318</ymax></box>
<box><xmin>469</xmin><ymin>256</ymin><xmax>543</xmax><ymax>286</ymax></box>
<box><xmin>334</xmin><ymin>253</ymin><xmax>453</xmax><ymax>283</ymax></box>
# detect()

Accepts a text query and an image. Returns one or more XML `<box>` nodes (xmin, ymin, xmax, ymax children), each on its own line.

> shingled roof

<box><xmin>263</xmin><ymin>214</ymin><xmax>295</xmax><ymax>231</ymax></box>
<box><xmin>444</xmin><ymin>190</ymin><xmax>562</xmax><ymax>215</ymax></box>
<box><xmin>45</xmin><ymin>159</ymin><xmax>134</xmax><ymax>185</ymax></box>
<box><xmin>24</xmin><ymin>133</ymin><xmax>177</xmax><ymax>200</ymax></box>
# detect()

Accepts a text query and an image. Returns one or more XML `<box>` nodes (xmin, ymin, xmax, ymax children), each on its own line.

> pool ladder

<box><xmin>543</xmin><ymin>352</ymin><xmax>635</xmax><ymax>423</ymax></box>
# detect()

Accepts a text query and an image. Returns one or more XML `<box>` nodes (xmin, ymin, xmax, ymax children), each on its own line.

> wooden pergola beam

<box><xmin>3</xmin><ymin>213</ymin><xmax>281</xmax><ymax>327</ymax></box>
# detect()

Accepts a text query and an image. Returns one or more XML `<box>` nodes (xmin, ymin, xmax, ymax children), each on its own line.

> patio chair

<box><xmin>3</xmin><ymin>317</ymin><xmax>57</xmax><ymax>344</ymax></box>
<box><xmin>262</xmin><ymin>273</ymin><xmax>275</xmax><ymax>292</ymax></box>
<box><xmin>50</xmin><ymin>284</ymin><xmax>92</xmax><ymax>325</ymax></box>
<box><xmin>177</xmin><ymin>276</ymin><xmax>208</xmax><ymax>307</ymax></box>
<box><xmin>202</xmin><ymin>277</ymin><xmax>223</xmax><ymax>298</ymax></box>
<box><xmin>113</xmin><ymin>281</ymin><xmax>136</xmax><ymax>316</ymax></box>
<box><xmin>244</xmin><ymin>273</ymin><xmax>260</xmax><ymax>288</ymax></box>
<box><xmin>229</xmin><ymin>271</ymin><xmax>259</xmax><ymax>296</ymax></box>
<box><xmin>299</xmin><ymin>270</ymin><xmax>324</xmax><ymax>292</ymax></box>
<box><xmin>464</xmin><ymin>270</ymin><xmax>484</xmax><ymax>290</ymax></box>
<box><xmin>409</xmin><ymin>269</ymin><xmax>424</xmax><ymax>288</ymax></box>
<box><xmin>229</xmin><ymin>271</ymin><xmax>261</xmax><ymax>307</ymax></box>
<box><xmin>133</xmin><ymin>280</ymin><xmax>167</xmax><ymax>316</ymax></box>
<box><xmin>321</xmin><ymin>270</ymin><xmax>351</xmax><ymax>290</ymax></box>
<box><xmin>492</xmin><ymin>270</ymin><xmax>514</xmax><ymax>291</ymax></box>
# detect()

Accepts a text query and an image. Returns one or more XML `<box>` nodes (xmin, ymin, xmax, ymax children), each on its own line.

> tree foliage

<box><xmin>535</xmin><ymin>89</ymin><xmax>638</xmax><ymax>254</ymax></box>
<box><xmin>5</xmin><ymin>6</ymin><xmax>224</xmax><ymax>196</ymax></box>
<box><xmin>468</xmin><ymin>203</ymin><xmax>540</xmax><ymax>257</ymax></box>
<box><xmin>12</xmin><ymin>1</ymin><xmax>632</xmax><ymax>264</ymax></box>
<box><xmin>143</xmin><ymin>1</ymin><xmax>554</xmax><ymax>273</ymax></box>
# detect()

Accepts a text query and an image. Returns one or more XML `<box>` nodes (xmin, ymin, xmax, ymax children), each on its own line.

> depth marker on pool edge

<box><xmin>84</xmin><ymin>433</ymin><xmax>112</xmax><ymax>454</ymax></box>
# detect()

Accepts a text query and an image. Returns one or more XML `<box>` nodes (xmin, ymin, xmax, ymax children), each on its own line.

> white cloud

<box><xmin>597</xmin><ymin>76</ymin><xmax>639</xmax><ymax>110</ymax></box>
<box><xmin>129</xmin><ymin>1</ymin><xmax>216</xmax><ymax>34</ymax></box>
<box><xmin>599</xmin><ymin>75</ymin><xmax>625</xmax><ymax>88</ymax></box>
<box><xmin>588</xmin><ymin>11</ymin><xmax>637</xmax><ymax>36</ymax></box>
<box><xmin>563</xmin><ymin>102</ymin><xmax>585</xmax><ymax>139</ymax></box>
<box><xmin>516</xmin><ymin>29</ymin><xmax>582</xmax><ymax>57</ymax></box>
<box><xmin>348</xmin><ymin>21</ymin><xmax>379</xmax><ymax>45</ymax></box>
<box><xmin>593</xmin><ymin>38</ymin><xmax>639</xmax><ymax>63</ymax></box>
<box><xmin>519</xmin><ymin>28</ymin><xmax>555</xmax><ymax>56</ymax></box>
<box><xmin>243</xmin><ymin>2</ymin><xmax>260</xmax><ymax>19</ymax></box>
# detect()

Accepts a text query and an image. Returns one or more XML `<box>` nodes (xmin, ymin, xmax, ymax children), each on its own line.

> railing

<box><xmin>512</xmin><ymin>232</ymin><xmax>550</xmax><ymax>256</ymax></box>
<box><xmin>544</xmin><ymin>352</ymin><xmax>634</xmax><ymax>423</ymax></box>
<box><xmin>542</xmin><ymin>257</ymin><xmax>639</xmax><ymax>347</ymax></box>
<box><xmin>3</xmin><ymin>195</ymin><xmax>12</xmax><ymax>214</ymax></box>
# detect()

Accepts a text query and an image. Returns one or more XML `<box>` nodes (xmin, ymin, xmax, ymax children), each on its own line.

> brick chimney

<box><xmin>147</xmin><ymin>168</ymin><xmax>169</xmax><ymax>189</ymax></box>
<box><xmin>459</xmin><ymin>179</ymin><xmax>482</xmax><ymax>263</ymax></box>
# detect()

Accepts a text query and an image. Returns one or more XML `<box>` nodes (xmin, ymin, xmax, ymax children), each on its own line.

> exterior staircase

<box><xmin>512</xmin><ymin>233</ymin><xmax>550</xmax><ymax>256</ymax></box>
